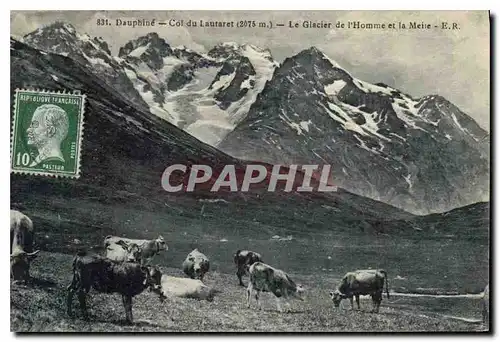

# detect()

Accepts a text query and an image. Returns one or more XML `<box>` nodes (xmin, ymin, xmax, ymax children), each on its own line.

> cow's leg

<box><xmin>372</xmin><ymin>292</ymin><xmax>382</xmax><ymax>313</ymax></box>
<box><xmin>255</xmin><ymin>290</ymin><xmax>262</xmax><ymax>310</ymax></box>
<box><xmin>482</xmin><ymin>302</ymin><xmax>488</xmax><ymax>325</ymax></box>
<box><xmin>349</xmin><ymin>297</ymin><xmax>355</xmax><ymax>310</ymax></box>
<box><xmin>122</xmin><ymin>295</ymin><xmax>133</xmax><ymax>324</ymax></box>
<box><xmin>355</xmin><ymin>295</ymin><xmax>361</xmax><ymax>310</ymax></box>
<box><xmin>66</xmin><ymin>281</ymin><xmax>76</xmax><ymax>317</ymax></box>
<box><xmin>237</xmin><ymin>267</ymin><xmax>245</xmax><ymax>286</ymax></box>
<box><xmin>77</xmin><ymin>290</ymin><xmax>89</xmax><ymax>320</ymax></box>
<box><xmin>275</xmin><ymin>296</ymin><xmax>283</xmax><ymax>313</ymax></box>
<box><xmin>246</xmin><ymin>282</ymin><xmax>253</xmax><ymax>308</ymax></box>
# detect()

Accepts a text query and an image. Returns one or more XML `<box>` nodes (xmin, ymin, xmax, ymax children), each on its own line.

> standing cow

<box><xmin>330</xmin><ymin>269</ymin><xmax>389</xmax><ymax>313</ymax></box>
<box><xmin>247</xmin><ymin>262</ymin><xmax>305</xmax><ymax>312</ymax></box>
<box><xmin>104</xmin><ymin>235</ymin><xmax>168</xmax><ymax>265</ymax></box>
<box><xmin>234</xmin><ymin>250</ymin><xmax>263</xmax><ymax>286</ymax></box>
<box><xmin>182</xmin><ymin>249</ymin><xmax>210</xmax><ymax>281</ymax></box>
<box><xmin>67</xmin><ymin>252</ymin><xmax>165</xmax><ymax>324</ymax></box>
<box><xmin>105</xmin><ymin>241</ymin><xmax>143</xmax><ymax>263</ymax></box>
<box><xmin>10</xmin><ymin>210</ymin><xmax>40</xmax><ymax>282</ymax></box>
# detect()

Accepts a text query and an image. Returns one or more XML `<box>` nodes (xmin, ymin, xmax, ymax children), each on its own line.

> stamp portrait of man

<box><xmin>25</xmin><ymin>104</ymin><xmax>69</xmax><ymax>167</ymax></box>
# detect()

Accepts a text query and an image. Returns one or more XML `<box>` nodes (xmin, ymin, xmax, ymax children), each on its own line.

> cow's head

<box><xmin>293</xmin><ymin>284</ymin><xmax>306</xmax><ymax>301</ymax></box>
<box><xmin>155</xmin><ymin>236</ymin><xmax>168</xmax><ymax>252</ymax></box>
<box><xmin>193</xmin><ymin>262</ymin><xmax>203</xmax><ymax>279</ymax></box>
<box><xmin>143</xmin><ymin>265</ymin><xmax>166</xmax><ymax>302</ymax></box>
<box><xmin>126</xmin><ymin>243</ymin><xmax>142</xmax><ymax>263</ymax></box>
<box><xmin>329</xmin><ymin>289</ymin><xmax>346</xmax><ymax>308</ymax></box>
<box><xmin>10</xmin><ymin>249</ymin><xmax>40</xmax><ymax>282</ymax></box>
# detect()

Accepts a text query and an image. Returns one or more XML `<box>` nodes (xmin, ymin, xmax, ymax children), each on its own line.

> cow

<box><xmin>104</xmin><ymin>235</ymin><xmax>168</xmax><ymax>265</ymax></box>
<box><xmin>182</xmin><ymin>249</ymin><xmax>210</xmax><ymax>281</ymax></box>
<box><xmin>329</xmin><ymin>269</ymin><xmax>389</xmax><ymax>313</ymax></box>
<box><xmin>247</xmin><ymin>262</ymin><xmax>305</xmax><ymax>312</ymax></box>
<box><xmin>234</xmin><ymin>249</ymin><xmax>263</xmax><ymax>286</ymax></box>
<box><xmin>10</xmin><ymin>210</ymin><xmax>40</xmax><ymax>282</ymax></box>
<box><xmin>105</xmin><ymin>240</ymin><xmax>143</xmax><ymax>263</ymax></box>
<box><xmin>160</xmin><ymin>275</ymin><xmax>219</xmax><ymax>302</ymax></box>
<box><xmin>66</xmin><ymin>252</ymin><xmax>165</xmax><ymax>324</ymax></box>
<box><xmin>482</xmin><ymin>284</ymin><xmax>490</xmax><ymax>326</ymax></box>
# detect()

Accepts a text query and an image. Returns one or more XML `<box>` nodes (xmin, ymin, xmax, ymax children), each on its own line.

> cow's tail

<box><xmin>379</xmin><ymin>269</ymin><xmax>390</xmax><ymax>299</ymax></box>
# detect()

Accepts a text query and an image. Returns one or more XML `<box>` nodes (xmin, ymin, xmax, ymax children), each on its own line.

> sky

<box><xmin>11</xmin><ymin>10</ymin><xmax>490</xmax><ymax>131</ymax></box>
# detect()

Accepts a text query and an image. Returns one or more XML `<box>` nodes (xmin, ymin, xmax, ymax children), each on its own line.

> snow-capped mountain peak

<box><xmin>23</xmin><ymin>22</ymin><xmax>148</xmax><ymax>110</ymax></box>
<box><xmin>219</xmin><ymin>46</ymin><xmax>489</xmax><ymax>215</ymax></box>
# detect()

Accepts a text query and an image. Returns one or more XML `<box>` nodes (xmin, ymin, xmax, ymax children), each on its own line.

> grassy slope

<box><xmin>11</xmin><ymin>252</ymin><xmax>486</xmax><ymax>333</ymax></box>
<box><xmin>11</xmin><ymin>200</ymin><xmax>489</xmax><ymax>332</ymax></box>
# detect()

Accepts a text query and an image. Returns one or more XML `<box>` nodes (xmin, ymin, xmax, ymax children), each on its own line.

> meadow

<box><xmin>10</xmin><ymin>196</ymin><xmax>489</xmax><ymax>332</ymax></box>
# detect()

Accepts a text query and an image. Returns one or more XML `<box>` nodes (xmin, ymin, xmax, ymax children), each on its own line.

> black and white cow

<box><xmin>247</xmin><ymin>262</ymin><xmax>305</xmax><ymax>312</ymax></box>
<box><xmin>182</xmin><ymin>249</ymin><xmax>210</xmax><ymax>281</ymax></box>
<box><xmin>234</xmin><ymin>249</ymin><xmax>263</xmax><ymax>286</ymax></box>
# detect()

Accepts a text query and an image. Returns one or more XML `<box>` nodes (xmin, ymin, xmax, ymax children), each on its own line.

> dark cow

<box><xmin>10</xmin><ymin>210</ymin><xmax>40</xmax><ymax>282</ymax></box>
<box><xmin>66</xmin><ymin>252</ymin><xmax>165</xmax><ymax>324</ymax></box>
<box><xmin>234</xmin><ymin>249</ymin><xmax>263</xmax><ymax>286</ymax></box>
<box><xmin>182</xmin><ymin>249</ymin><xmax>210</xmax><ymax>281</ymax></box>
<box><xmin>330</xmin><ymin>269</ymin><xmax>389</xmax><ymax>313</ymax></box>
<box><xmin>247</xmin><ymin>262</ymin><xmax>305</xmax><ymax>312</ymax></box>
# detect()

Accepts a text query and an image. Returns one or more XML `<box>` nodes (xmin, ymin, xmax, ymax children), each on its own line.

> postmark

<box><xmin>11</xmin><ymin>89</ymin><xmax>85</xmax><ymax>178</ymax></box>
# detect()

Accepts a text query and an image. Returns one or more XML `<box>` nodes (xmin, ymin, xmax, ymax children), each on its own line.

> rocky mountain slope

<box><xmin>219</xmin><ymin>47</ymin><xmax>490</xmax><ymax>214</ymax></box>
<box><xmin>22</xmin><ymin>23</ymin><xmax>277</xmax><ymax>146</ymax></box>
<box><xmin>11</xmin><ymin>38</ymin><xmax>417</xmax><ymax>233</ymax></box>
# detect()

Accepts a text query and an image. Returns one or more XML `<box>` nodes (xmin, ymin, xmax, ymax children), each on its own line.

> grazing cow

<box><xmin>105</xmin><ymin>241</ymin><xmax>142</xmax><ymax>263</ymax></box>
<box><xmin>104</xmin><ymin>235</ymin><xmax>168</xmax><ymax>265</ymax></box>
<box><xmin>247</xmin><ymin>262</ymin><xmax>305</xmax><ymax>312</ymax></box>
<box><xmin>183</xmin><ymin>249</ymin><xmax>210</xmax><ymax>281</ymax></box>
<box><xmin>234</xmin><ymin>249</ymin><xmax>263</xmax><ymax>286</ymax></box>
<box><xmin>160</xmin><ymin>275</ymin><xmax>219</xmax><ymax>302</ymax></box>
<box><xmin>330</xmin><ymin>269</ymin><xmax>389</xmax><ymax>313</ymax></box>
<box><xmin>10</xmin><ymin>210</ymin><xmax>40</xmax><ymax>282</ymax></box>
<box><xmin>482</xmin><ymin>284</ymin><xmax>490</xmax><ymax>325</ymax></box>
<box><xmin>66</xmin><ymin>252</ymin><xmax>165</xmax><ymax>324</ymax></box>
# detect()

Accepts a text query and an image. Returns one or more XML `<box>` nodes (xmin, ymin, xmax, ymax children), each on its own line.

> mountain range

<box><xmin>17</xmin><ymin>22</ymin><xmax>490</xmax><ymax>215</ymax></box>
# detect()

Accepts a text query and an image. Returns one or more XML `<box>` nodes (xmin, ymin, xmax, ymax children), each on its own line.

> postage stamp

<box><xmin>10</xmin><ymin>89</ymin><xmax>85</xmax><ymax>178</ymax></box>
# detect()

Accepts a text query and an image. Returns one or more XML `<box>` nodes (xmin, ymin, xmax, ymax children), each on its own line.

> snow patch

<box><xmin>211</xmin><ymin>72</ymin><xmax>236</xmax><ymax>91</ymax></box>
<box><xmin>389</xmin><ymin>132</ymin><xmax>407</xmax><ymax>142</ymax></box>
<box><xmin>353</xmin><ymin>134</ymin><xmax>379</xmax><ymax>155</ymax></box>
<box><xmin>324</xmin><ymin>80</ymin><xmax>346</xmax><ymax>96</ymax></box>
<box><xmin>199</xmin><ymin>198</ymin><xmax>230</xmax><ymax>204</ymax></box>
<box><xmin>392</xmin><ymin>103</ymin><xmax>428</xmax><ymax>132</ymax></box>
<box><xmin>129</xmin><ymin>44</ymin><xmax>150</xmax><ymax>57</ymax></box>
<box><xmin>451</xmin><ymin>113</ymin><xmax>466</xmax><ymax>133</ymax></box>
<box><xmin>299</xmin><ymin>120</ymin><xmax>312</xmax><ymax>132</ymax></box>
<box><xmin>323</xmin><ymin>102</ymin><xmax>366</xmax><ymax>136</ymax></box>
<box><xmin>403</xmin><ymin>173</ymin><xmax>413</xmax><ymax>190</ymax></box>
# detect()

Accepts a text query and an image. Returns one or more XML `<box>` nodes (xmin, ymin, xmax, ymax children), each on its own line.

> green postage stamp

<box><xmin>11</xmin><ymin>89</ymin><xmax>85</xmax><ymax>178</ymax></box>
